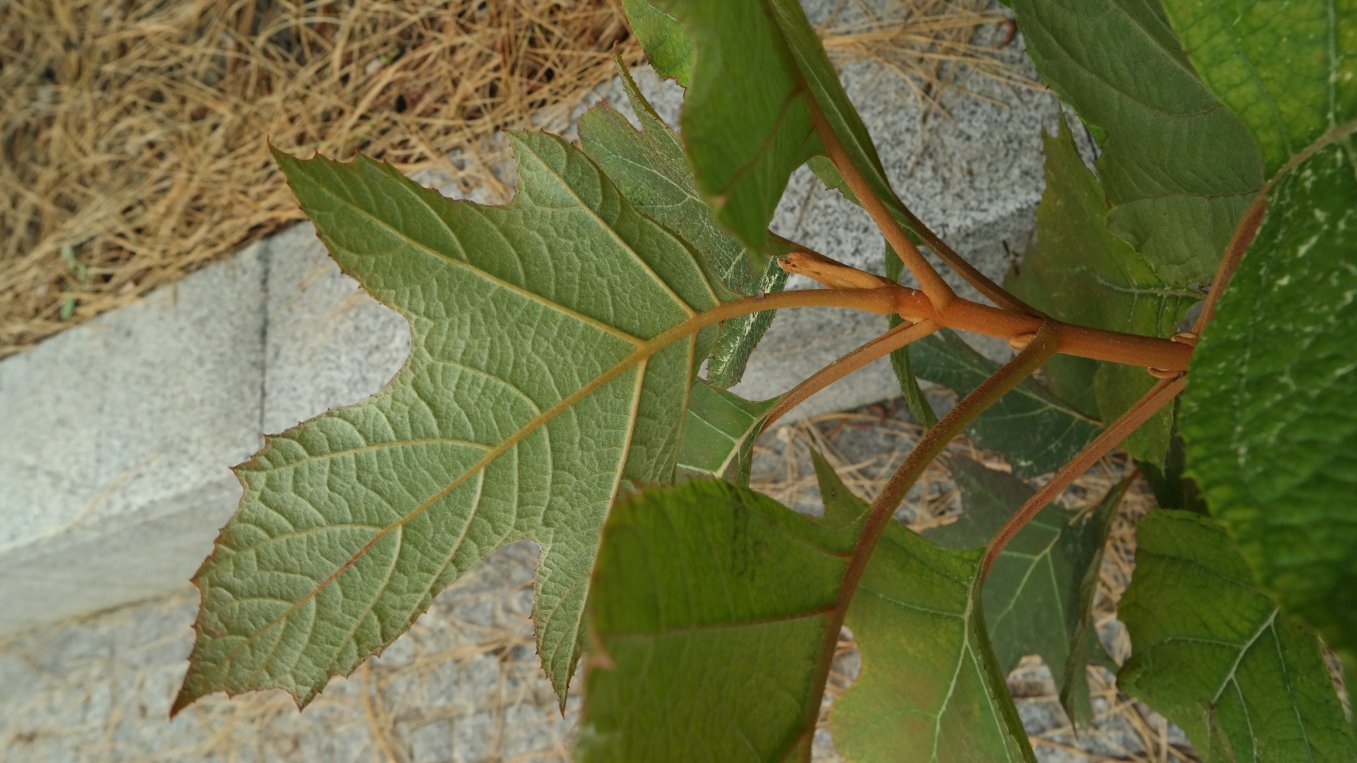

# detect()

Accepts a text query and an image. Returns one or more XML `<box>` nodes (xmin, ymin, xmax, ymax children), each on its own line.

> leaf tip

<box><xmin>167</xmin><ymin>684</ymin><xmax>197</xmax><ymax>719</ymax></box>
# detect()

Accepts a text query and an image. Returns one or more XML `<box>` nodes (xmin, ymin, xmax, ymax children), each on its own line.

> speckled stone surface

<box><xmin>0</xmin><ymin>246</ymin><xmax>267</xmax><ymax>635</ymax></box>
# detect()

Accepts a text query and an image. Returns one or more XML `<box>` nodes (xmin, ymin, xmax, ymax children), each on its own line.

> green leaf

<box><xmin>578</xmin><ymin>62</ymin><xmax>786</xmax><ymax>387</ymax></box>
<box><xmin>677</xmin><ymin>381</ymin><xmax>775</xmax><ymax>483</ymax></box>
<box><xmin>909</xmin><ymin>331</ymin><xmax>1101</xmax><ymax>477</ymax></box>
<box><xmin>576</xmin><ymin>468</ymin><xmax>864</xmax><ymax>762</ymax></box>
<box><xmin>173</xmin><ymin>134</ymin><xmax>727</xmax><ymax>713</ymax></box>
<box><xmin>1009</xmin><ymin>0</ymin><xmax>1265</xmax><ymax>283</ymax></box>
<box><xmin>927</xmin><ymin>458</ymin><xmax>1123</xmax><ymax>726</ymax></box>
<box><xmin>1119</xmin><ymin>511</ymin><xmax>1357</xmax><ymax>761</ymax></box>
<box><xmin>1180</xmin><ymin>134</ymin><xmax>1357</xmax><ymax>658</ymax></box>
<box><xmin>1141</xmin><ymin>431</ymin><xmax>1208</xmax><ymax>514</ymax></box>
<box><xmin>634</xmin><ymin>0</ymin><xmax>902</xmax><ymax>255</ymax></box>
<box><xmin>1009</xmin><ymin>116</ymin><xmax>1199</xmax><ymax>464</ymax></box>
<box><xmin>1161</xmin><ymin>0</ymin><xmax>1357</xmax><ymax>175</ymax></box>
<box><xmin>834</xmin><ymin>489</ymin><xmax>1035</xmax><ymax>761</ymax></box>
<box><xmin>703</xmin><ymin>256</ymin><xmax>787</xmax><ymax>388</ymax></box>
<box><xmin>621</xmin><ymin>0</ymin><xmax>693</xmax><ymax>84</ymax></box>
<box><xmin>883</xmin><ymin>244</ymin><xmax>939</xmax><ymax>426</ymax></box>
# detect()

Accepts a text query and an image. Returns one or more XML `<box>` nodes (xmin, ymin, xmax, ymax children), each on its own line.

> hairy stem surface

<box><xmin>777</xmin><ymin>245</ymin><xmax>1189</xmax><ymax>370</ymax></box>
<box><xmin>791</xmin><ymin>322</ymin><xmax>1062</xmax><ymax>751</ymax></box>
<box><xmin>980</xmin><ymin>374</ymin><xmax>1188</xmax><ymax>579</ymax></box>
<box><xmin>811</xmin><ymin>108</ymin><xmax>957</xmax><ymax>310</ymax></box>
<box><xmin>761</xmin><ymin>320</ymin><xmax>938</xmax><ymax>433</ymax></box>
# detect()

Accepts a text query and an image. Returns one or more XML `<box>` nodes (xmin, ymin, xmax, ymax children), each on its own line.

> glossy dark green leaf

<box><xmin>1119</xmin><ymin>511</ymin><xmax>1357</xmax><ymax>761</ymax></box>
<box><xmin>1009</xmin><ymin>116</ymin><xmax>1199</xmax><ymax>464</ymax></box>
<box><xmin>909</xmin><ymin>331</ymin><xmax>1100</xmax><ymax>477</ymax></box>
<box><xmin>579</xmin><ymin>62</ymin><xmax>786</xmax><ymax>387</ymax></box>
<box><xmin>1009</xmin><ymin>0</ymin><xmax>1265</xmax><ymax>284</ymax></box>
<box><xmin>1181</xmin><ymin>135</ymin><xmax>1357</xmax><ymax>657</ymax></box>
<box><xmin>927</xmin><ymin>458</ymin><xmax>1123</xmax><ymax>726</ymax></box>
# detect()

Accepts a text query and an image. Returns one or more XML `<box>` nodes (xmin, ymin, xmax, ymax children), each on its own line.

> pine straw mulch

<box><xmin>0</xmin><ymin>0</ymin><xmax>1022</xmax><ymax>358</ymax></box>
<box><xmin>0</xmin><ymin>0</ymin><xmax>638</xmax><ymax>357</ymax></box>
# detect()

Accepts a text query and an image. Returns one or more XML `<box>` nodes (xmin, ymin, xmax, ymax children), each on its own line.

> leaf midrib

<box><xmin>331</xmin><ymin>166</ymin><xmax>651</xmax><ymax>347</ymax></box>
<box><xmin>206</xmin><ymin>326</ymin><xmax>702</xmax><ymax>682</ymax></box>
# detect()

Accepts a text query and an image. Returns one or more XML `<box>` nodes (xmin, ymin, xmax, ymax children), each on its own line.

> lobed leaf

<box><xmin>927</xmin><ymin>458</ymin><xmax>1122</xmax><ymax>726</ymax></box>
<box><xmin>1009</xmin><ymin>0</ymin><xmax>1265</xmax><ymax>284</ymax></box>
<box><xmin>1119</xmin><ymin>511</ymin><xmax>1356</xmax><ymax>761</ymax></box>
<box><xmin>1009</xmin><ymin>116</ymin><xmax>1199</xmax><ymax>464</ymax></box>
<box><xmin>174</xmin><ymin>134</ymin><xmax>726</xmax><ymax>713</ymax></box>
<box><xmin>578</xmin><ymin>62</ymin><xmax>786</xmax><ymax>387</ymax></box>
<box><xmin>834</xmin><ymin>490</ymin><xmax>1035</xmax><ymax>761</ymax></box>
<box><xmin>621</xmin><ymin>0</ymin><xmax>693</xmax><ymax>84</ymax></box>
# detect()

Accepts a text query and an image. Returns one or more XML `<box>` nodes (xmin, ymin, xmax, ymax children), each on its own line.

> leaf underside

<box><xmin>928</xmin><ymin>458</ymin><xmax>1122</xmax><ymax>727</ymax></box>
<box><xmin>578</xmin><ymin>62</ymin><xmax>785</xmax><ymax>387</ymax></box>
<box><xmin>908</xmin><ymin>331</ymin><xmax>1100</xmax><ymax>478</ymax></box>
<box><xmin>175</xmin><ymin>133</ymin><xmax>724</xmax><ymax>713</ymax></box>
<box><xmin>629</xmin><ymin>0</ymin><xmax>906</xmax><ymax>257</ymax></box>
<box><xmin>835</xmin><ymin>516</ymin><xmax>1036</xmax><ymax>761</ymax></box>
<box><xmin>677</xmin><ymin>380</ymin><xmax>775</xmax><ymax>483</ymax></box>
<box><xmin>576</xmin><ymin>470</ymin><xmax>864</xmax><ymax>763</ymax></box>
<box><xmin>579</xmin><ymin>454</ymin><xmax>1035</xmax><ymax>762</ymax></box>
<box><xmin>1119</xmin><ymin>511</ymin><xmax>1356</xmax><ymax>762</ymax></box>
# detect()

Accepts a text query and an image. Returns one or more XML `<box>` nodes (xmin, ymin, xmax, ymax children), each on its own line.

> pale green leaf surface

<box><xmin>1009</xmin><ymin>116</ymin><xmax>1198</xmax><ymax>464</ymax></box>
<box><xmin>677</xmin><ymin>381</ymin><xmax>775</xmax><ymax>483</ymax></box>
<box><xmin>1162</xmin><ymin>0</ymin><xmax>1357</xmax><ymax>174</ymax></box>
<box><xmin>834</xmin><ymin>500</ymin><xmax>1035</xmax><ymax>760</ymax></box>
<box><xmin>1010</xmin><ymin>0</ymin><xmax>1265</xmax><ymax>283</ymax></box>
<box><xmin>578</xmin><ymin>62</ymin><xmax>785</xmax><ymax>387</ymax></box>
<box><xmin>639</xmin><ymin>0</ymin><xmax>902</xmax><ymax>255</ymax></box>
<box><xmin>174</xmin><ymin>134</ymin><xmax>725</xmax><ymax>713</ymax></box>
<box><xmin>909</xmin><ymin>331</ymin><xmax>1100</xmax><ymax>477</ymax></box>
<box><xmin>927</xmin><ymin>459</ymin><xmax>1121</xmax><ymax>726</ymax></box>
<box><xmin>1180</xmin><ymin>135</ymin><xmax>1357</xmax><ymax>657</ymax></box>
<box><xmin>1119</xmin><ymin>511</ymin><xmax>1356</xmax><ymax>761</ymax></box>
<box><xmin>576</xmin><ymin>462</ymin><xmax>865</xmax><ymax>763</ymax></box>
